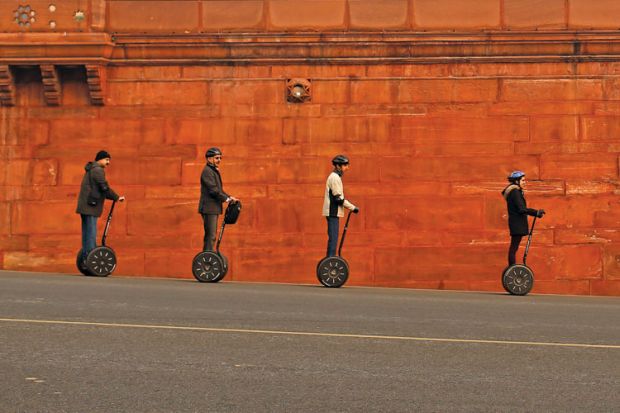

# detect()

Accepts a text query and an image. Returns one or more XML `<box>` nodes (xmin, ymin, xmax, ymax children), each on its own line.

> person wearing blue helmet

<box><xmin>501</xmin><ymin>171</ymin><xmax>545</xmax><ymax>266</ymax></box>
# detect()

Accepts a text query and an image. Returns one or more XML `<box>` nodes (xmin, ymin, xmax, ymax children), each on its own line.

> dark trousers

<box><xmin>203</xmin><ymin>214</ymin><xmax>219</xmax><ymax>251</ymax></box>
<box><xmin>326</xmin><ymin>216</ymin><xmax>339</xmax><ymax>257</ymax></box>
<box><xmin>508</xmin><ymin>235</ymin><xmax>523</xmax><ymax>266</ymax></box>
<box><xmin>80</xmin><ymin>214</ymin><xmax>97</xmax><ymax>261</ymax></box>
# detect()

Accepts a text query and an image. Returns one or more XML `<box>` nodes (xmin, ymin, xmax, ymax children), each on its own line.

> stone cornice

<box><xmin>3</xmin><ymin>31</ymin><xmax>620</xmax><ymax>65</ymax></box>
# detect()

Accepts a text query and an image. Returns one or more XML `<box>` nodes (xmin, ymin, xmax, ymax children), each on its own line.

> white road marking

<box><xmin>0</xmin><ymin>317</ymin><xmax>618</xmax><ymax>349</ymax></box>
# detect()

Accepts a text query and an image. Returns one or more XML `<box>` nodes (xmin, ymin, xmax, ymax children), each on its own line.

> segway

<box><xmin>316</xmin><ymin>210</ymin><xmax>354</xmax><ymax>288</ymax></box>
<box><xmin>502</xmin><ymin>216</ymin><xmax>537</xmax><ymax>296</ymax></box>
<box><xmin>77</xmin><ymin>200</ymin><xmax>118</xmax><ymax>277</ymax></box>
<box><xmin>192</xmin><ymin>201</ymin><xmax>241</xmax><ymax>283</ymax></box>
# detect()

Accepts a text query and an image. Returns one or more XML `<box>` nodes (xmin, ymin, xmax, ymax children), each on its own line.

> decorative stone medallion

<box><xmin>14</xmin><ymin>5</ymin><xmax>36</xmax><ymax>27</ymax></box>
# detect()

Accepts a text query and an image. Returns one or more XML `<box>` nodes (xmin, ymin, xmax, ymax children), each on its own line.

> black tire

<box><xmin>192</xmin><ymin>251</ymin><xmax>225</xmax><ymax>283</ymax></box>
<box><xmin>316</xmin><ymin>256</ymin><xmax>349</xmax><ymax>288</ymax></box>
<box><xmin>217</xmin><ymin>254</ymin><xmax>229</xmax><ymax>281</ymax></box>
<box><xmin>85</xmin><ymin>246</ymin><xmax>117</xmax><ymax>277</ymax></box>
<box><xmin>76</xmin><ymin>249</ymin><xmax>93</xmax><ymax>276</ymax></box>
<box><xmin>502</xmin><ymin>264</ymin><xmax>534</xmax><ymax>296</ymax></box>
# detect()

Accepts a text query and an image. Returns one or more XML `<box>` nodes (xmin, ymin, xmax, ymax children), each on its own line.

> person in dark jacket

<box><xmin>199</xmin><ymin>147</ymin><xmax>238</xmax><ymax>251</ymax></box>
<box><xmin>76</xmin><ymin>150</ymin><xmax>125</xmax><ymax>261</ymax></box>
<box><xmin>501</xmin><ymin>171</ymin><xmax>545</xmax><ymax>266</ymax></box>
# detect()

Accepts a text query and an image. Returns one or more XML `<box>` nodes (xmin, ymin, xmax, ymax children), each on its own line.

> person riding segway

<box><xmin>501</xmin><ymin>171</ymin><xmax>545</xmax><ymax>295</ymax></box>
<box><xmin>75</xmin><ymin>150</ymin><xmax>125</xmax><ymax>276</ymax></box>
<box><xmin>316</xmin><ymin>155</ymin><xmax>359</xmax><ymax>287</ymax></box>
<box><xmin>192</xmin><ymin>147</ymin><xmax>240</xmax><ymax>282</ymax></box>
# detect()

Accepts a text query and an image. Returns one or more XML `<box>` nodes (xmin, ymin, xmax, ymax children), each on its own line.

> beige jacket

<box><xmin>322</xmin><ymin>171</ymin><xmax>356</xmax><ymax>217</ymax></box>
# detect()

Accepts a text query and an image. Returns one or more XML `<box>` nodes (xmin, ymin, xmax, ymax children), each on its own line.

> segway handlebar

<box><xmin>523</xmin><ymin>215</ymin><xmax>537</xmax><ymax>266</ymax></box>
<box><xmin>337</xmin><ymin>210</ymin><xmax>354</xmax><ymax>257</ymax></box>
<box><xmin>101</xmin><ymin>200</ymin><xmax>117</xmax><ymax>247</ymax></box>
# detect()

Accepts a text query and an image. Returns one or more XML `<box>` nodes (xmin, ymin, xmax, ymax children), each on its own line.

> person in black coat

<box><xmin>501</xmin><ymin>171</ymin><xmax>545</xmax><ymax>266</ymax></box>
<box><xmin>76</xmin><ymin>150</ymin><xmax>125</xmax><ymax>262</ymax></box>
<box><xmin>199</xmin><ymin>147</ymin><xmax>238</xmax><ymax>251</ymax></box>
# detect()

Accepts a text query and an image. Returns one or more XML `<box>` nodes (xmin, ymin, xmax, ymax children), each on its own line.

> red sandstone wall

<box><xmin>1</xmin><ymin>0</ymin><xmax>620</xmax><ymax>296</ymax></box>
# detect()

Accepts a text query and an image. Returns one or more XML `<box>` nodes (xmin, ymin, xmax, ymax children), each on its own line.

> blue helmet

<box><xmin>508</xmin><ymin>170</ymin><xmax>525</xmax><ymax>181</ymax></box>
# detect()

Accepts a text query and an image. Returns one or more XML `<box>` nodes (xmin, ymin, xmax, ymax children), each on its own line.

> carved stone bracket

<box><xmin>85</xmin><ymin>65</ymin><xmax>106</xmax><ymax>106</ymax></box>
<box><xmin>0</xmin><ymin>65</ymin><xmax>16</xmax><ymax>106</ymax></box>
<box><xmin>40</xmin><ymin>64</ymin><xmax>61</xmax><ymax>106</ymax></box>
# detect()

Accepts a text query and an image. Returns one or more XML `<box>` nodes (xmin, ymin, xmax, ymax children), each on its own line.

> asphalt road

<box><xmin>1</xmin><ymin>271</ymin><xmax>619</xmax><ymax>413</ymax></box>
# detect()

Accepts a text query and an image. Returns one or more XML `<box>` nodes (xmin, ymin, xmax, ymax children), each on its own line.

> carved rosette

<box><xmin>40</xmin><ymin>64</ymin><xmax>61</xmax><ymax>106</ymax></box>
<box><xmin>0</xmin><ymin>65</ymin><xmax>16</xmax><ymax>106</ymax></box>
<box><xmin>85</xmin><ymin>65</ymin><xmax>106</xmax><ymax>106</ymax></box>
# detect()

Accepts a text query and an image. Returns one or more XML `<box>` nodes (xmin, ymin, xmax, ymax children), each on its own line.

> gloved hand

<box><xmin>537</xmin><ymin>209</ymin><xmax>546</xmax><ymax>218</ymax></box>
<box><xmin>353</xmin><ymin>207</ymin><xmax>360</xmax><ymax>214</ymax></box>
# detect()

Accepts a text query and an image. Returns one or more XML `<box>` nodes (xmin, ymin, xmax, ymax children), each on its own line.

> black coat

<box><xmin>76</xmin><ymin>162</ymin><xmax>119</xmax><ymax>217</ymax></box>
<box><xmin>199</xmin><ymin>163</ymin><xmax>229</xmax><ymax>215</ymax></box>
<box><xmin>502</xmin><ymin>184</ymin><xmax>538</xmax><ymax>236</ymax></box>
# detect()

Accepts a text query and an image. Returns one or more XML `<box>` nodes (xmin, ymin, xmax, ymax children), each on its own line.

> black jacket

<box><xmin>199</xmin><ymin>163</ymin><xmax>229</xmax><ymax>215</ymax></box>
<box><xmin>76</xmin><ymin>162</ymin><xmax>119</xmax><ymax>217</ymax></box>
<box><xmin>502</xmin><ymin>184</ymin><xmax>538</xmax><ymax>236</ymax></box>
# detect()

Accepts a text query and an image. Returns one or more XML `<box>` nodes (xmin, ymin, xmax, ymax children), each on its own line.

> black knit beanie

<box><xmin>95</xmin><ymin>150</ymin><xmax>111</xmax><ymax>161</ymax></box>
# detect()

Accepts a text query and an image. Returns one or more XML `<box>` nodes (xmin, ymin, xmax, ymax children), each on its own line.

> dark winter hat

<box><xmin>332</xmin><ymin>154</ymin><xmax>349</xmax><ymax>166</ymax></box>
<box><xmin>205</xmin><ymin>147</ymin><xmax>222</xmax><ymax>158</ymax></box>
<box><xmin>95</xmin><ymin>150</ymin><xmax>111</xmax><ymax>161</ymax></box>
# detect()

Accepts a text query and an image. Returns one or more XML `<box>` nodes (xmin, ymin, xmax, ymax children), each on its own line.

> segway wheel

<box><xmin>317</xmin><ymin>256</ymin><xmax>349</xmax><ymax>288</ymax></box>
<box><xmin>86</xmin><ymin>246</ymin><xmax>117</xmax><ymax>277</ymax></box>
<box><xmin>76</xmin><ymin>249</ymin><xmax>93</xmax><ymax>276</ymax></box>
<box><xmin>218</xmin><ymin>254</ymin><xmax>229</xmax><ymax>281</ymax></box>
<box><xmin>501</xmin><ymin>265</ymin><xmax>510</xmax><ymax>292</ymax></box>
<box><xmin>502</xmin><ymin>264</ymin><xmax>534</xmax><ymax>296</ymax></box>
<box><xmin>192</xmin><ymin>251</ymin><xmax>225</xmax><ymax>283</ymax></box>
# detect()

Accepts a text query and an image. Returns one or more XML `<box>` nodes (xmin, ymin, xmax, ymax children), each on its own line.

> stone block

<box><xmin>569</xmin><ymin>0</ymin><xmax>620</xmax><ymax>28</ymax></box>
<box><xmin>49</xmin><ymin>119</ymin><xmax>143</xmax><ymax>146</ymax></box>
<box><xmin>109</xmin><ymin>1</ymin><xmax>200</xmax><ymax>32</ymax></box>
<box><xmin>203</xmin><ymin>1</ymin><xmax>265</xmax><ymax>30</ymax></box>
<box><xmin>0</xmin><ymin>202</ymin><xmax>10</xmax><ymax>234</ymax></box>
<box><xmin>0</xmin><ymin>235</ymin><xmax>28</xmax><ymax>251</ymax></box>
<box><xmin>540</xmin><ymin>153</ymin><xmax>618</xmax><ymax>179</ymax></box>
<box><xmin>233</xmin><ymin>247</ymin><xmax>319</xmax><ymax>283</ymax></box>
<box><xmin>581</xmin><ymin>116</ymin><xmax>620</xmax><ymax>141</ymax></box>
<box><xmin>12</xmin><ymin>201</ymin><xmax>76</xmax><ymax>234</ymax></box>
<box><xmin>107</xmin><ymin>81</ymin><xmax>209</xmax><ymax>106</ymax></box>
<box><xmin>235</xmin><ymin>119</ymin><xmax>283</xmax><ymax>145</ymax></box>
<box><xmin>380</xmin><ymin>156</ymin><xmax>540</xmax><ymax>181</ymax></box>
<box><xmin>589</xmin><ymin>280</ymin><xmax>620</xmax><ymax>296</ymax></box>
<box><xmin>144</xmin><ymin>249</ymin><xmax>196</xmax><ymax>278</ymax></box>
<box><xmin>3</xmin><ymin>251</ymin><xmax>75</xmax><ymax>273</ymax></box>
<box><xmin>530</xmin><ymin>116</ymin><xmax>579</xmax><ymax>142</ymax></box>
<box><xmin>209</xmin><ymin>80</ymin><xmax>284</xmax><ymax>105</ymax></box>
<box><xmin>105</xmin><ymin>158</ymin><xmax>182</xmax><ymax>186</ymax></box>
<box><xmin>367</xmin><ymin>197</ymin><xmax>484</xmax><ymax>231</ymax></box>
<box><xmin>501</xmin><ymin>79</ymin><xmax>604</xmax><ymax>101</ymax></box>
<box><xmin>268</xmin><ymin>0</ymin><xmax>346</xmax><ymax>30</ymax></box>
<box><xmin>165</xmin><ymin>118</ymin><xmax>235</xmax><ymax>145</ymax></box>
<box><xmin>528</xmin><ymin>245</ymin><xmax>603</xmax><ymax>280</ymax></box>
<box><xmin>390</xmin><ymin>116</ymin><xmax>529</xmax><ymax>143</ymax></box>
<box><xmin>312</xmin><ymin>80</ymin><xmax>350</xmax><ymax>104</ymax></box>
<box><xmin>127</xmin><ymin>200</ymin><xmax>197</xmax><ymax>235</ymax></box>
<box><xmin>349</xmin><ymin>0</ymin><xmax>410</xmax><ymax>29</ymax></box>
<box><xmin>375</xmin><ymin>246</ymin><xmax>505</xmax><ymax>282</ymax></box>
<box><xmin>503</xmin><ymin>0</ymin><xmax>566</xmax><ymax>29</ymax></box>
<box><xmin>414</xmin><ymin>0</ymin><xmax>500</xmax><ymax>29</ymax></box>
<box><xmin>533</xmin><ymin>281</ymin><xmax>590</xmax><ymax>295</ymax></box>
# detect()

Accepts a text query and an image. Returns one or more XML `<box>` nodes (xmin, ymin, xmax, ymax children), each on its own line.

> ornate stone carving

<box><xmin>39</xmin><ymin>64</ymin><xmax>61</xmax><ymax>106</ymax></box>
<box><xmin>0</xmin><ymin>65</ymin><xmax>16</xmax><ymax>106</ymax></box>
<box><xmin>85</xmin><ymin>65</ymin><xmax>106</xmax><ymax>106</ymax></box>
<box><xmin>287</xmin><ymin>78</ymin><xmax>311</xmax><ymax>103</ymax></box>
<box><xmin>14</xmin><ymin>4</ymin><xmax>36</xmax><ymax>28</ymax></box>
